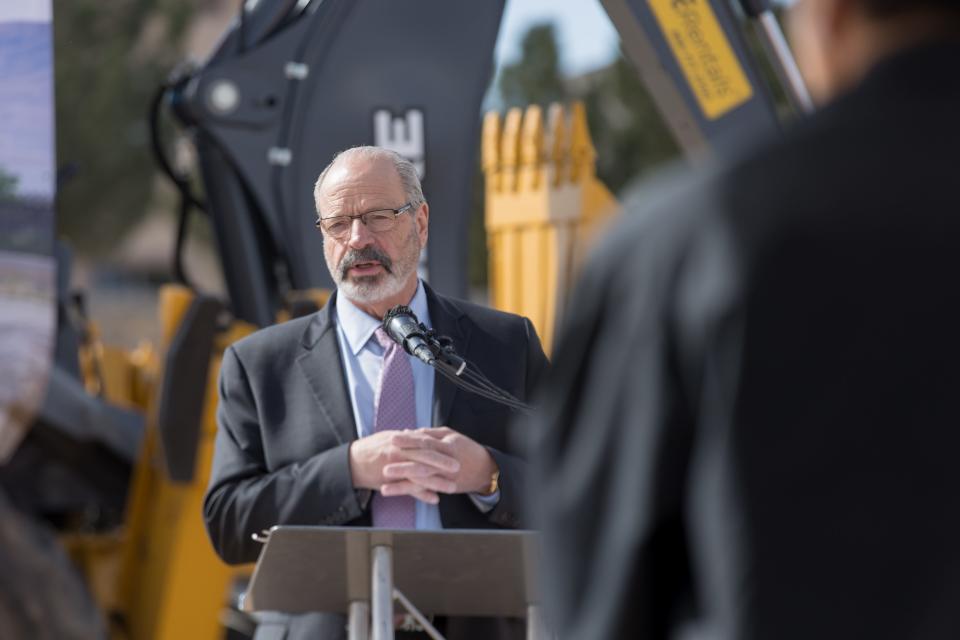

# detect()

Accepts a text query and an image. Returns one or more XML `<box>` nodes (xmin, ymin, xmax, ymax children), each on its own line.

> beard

<box><xmin>326</xmin><ymin>224</ymin><xmax>421</xmax><ymax>304</ymax></box>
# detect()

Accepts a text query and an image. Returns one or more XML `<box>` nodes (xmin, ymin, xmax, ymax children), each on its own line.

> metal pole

<box><xmin>348</xmin><ymin>601</ymin><xmax>370</xmax><ymax>640</ymax></box>
<box><xmin>527</xmin><ymin>604</ymin><xmax>548</xmax><ymax>640</ymax></box>
<box><xmin>393</xmin><ymin>588</ymin><xmax>446</xmax><ymax>640</ymax></box>
<box><xmin>756</xmin><ymin>10</ymin><xmax>814</xmax><ymax>114</ymax></box>
<box><xmin>371</xmin><ymin>545</ymin><xmax>395</xmax><ymax>640</ymax></box>
<box><xmin>736</xmin><ymin>0</ymin><xmax>813</xmax><ymax>115</ymax></box>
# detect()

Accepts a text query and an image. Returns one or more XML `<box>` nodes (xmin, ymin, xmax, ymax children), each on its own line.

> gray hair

<box><xmin>313</xmin><ymin>146</ymin><xmax>425</xmax><ymax>213</ymax></box>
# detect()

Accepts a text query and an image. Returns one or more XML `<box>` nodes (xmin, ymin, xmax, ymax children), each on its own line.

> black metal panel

<box><xmin>278</xmin><ymin>0</ymin><xmax>505</xmax><ymax>297</ymax></box>
<box><xmin>194</xmin><ymin>135</ymin><xmax>278</xmax><ymax>327</ymax></box>
<box><xmin>175</xmin><ymin>0</ymin><xmax>504</xmax><ymax>322</ymax></box>
<box><xmin>156</xmin><ymin>296</ymin><xmax>222</xmax><ymax>483</ymax></box>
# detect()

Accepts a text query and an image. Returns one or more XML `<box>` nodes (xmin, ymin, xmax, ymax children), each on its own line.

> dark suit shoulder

<box><xmin>228</xmin><ymin>313</ymin><xmax>320</xmax><ymax>366</ymax></box>
<box><xmin>448</xmin><ymin>295</ymin><xmax>530</xmax><ymax>328</ymax></box>
<box><xmin>435</xmin><ymin>293</ymin><xmax>537</xmax><ymax>347</ymax></box>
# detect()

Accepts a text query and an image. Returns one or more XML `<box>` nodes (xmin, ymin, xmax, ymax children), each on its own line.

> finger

<box><xmin>404</xmin><ymin>473</ymin><xmax>458</xmax><ymax>494</ymax></box>
<box><xmin>382</xmin><ymin>474</ymin><xmax>456</xmax><ymax>495</ymax></box>
<box><xmin>383</xmin><ymin>461</ymin><xmax>452</xmax><ymax>479</ymax></box>
<box><xmin>417</xmin><ymin>426</ymin><xmax>457</xmax><ymax>439</ymax></box>
<box><xmin>391</xmin><ymin>431</ymin><xmax>456</xmax><ymax>454</ymax></box>
<box><xmin>397</xmin><ymin>448</ymin><xmax>460</xmax><ymax>474</ymax></box>
<box><xmin>386</xmin><ymin>444</ymin><xmax>460</xmax><ymax>473</ymax></box>
<box><xmin>384</xmin><ymin>467</ymin><xmax>457</xmax><ymax>493</ymax></box>
<box><xmin>380</xmin><ymin>481</ymin><xmax>440</xmax><ymax>504</ymax></box>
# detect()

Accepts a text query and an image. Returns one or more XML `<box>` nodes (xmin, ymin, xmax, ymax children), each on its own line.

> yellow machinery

<box><xmin>53</xmin><ymin>99</ymin><xmax>612</xmax><ymax>638</ymax></box>
<box><xmin>10</xmin><ymin>0</ymin><xmax>806</xmax><ymax>633</ymax></box>
<box><xmin>59</xmin><ymin>98</ymin><xmax>616</xmax><ymax>636</ymax></box>
<box><xmin>61</xmin><ymin>285</ymin><xmax>328</xmax><ymax>639</ymax></box>
<box><xmin>113</xmin><ymin>286</ymin><xmax>254</xmax><ymax>640</ymax></box>
<box><xmin>56</xmin><ymin>98</ymin><xmax>616</xmax><ymax>635</ymax></box>
<box><xmin>483</xmin><ymin>101</ymin><xmax>620</xmax><ymax>352</ymax></box>
<box><xmin>62</xmin><ymin>285</ymin><xmax>253</xmax><ymax>639</ymax></box>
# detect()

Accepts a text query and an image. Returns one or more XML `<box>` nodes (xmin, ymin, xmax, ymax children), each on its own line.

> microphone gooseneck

<box><xmin>381</xmin><ymin>305</ymin><xmax>534</xmax><ymax>414</ymax></box>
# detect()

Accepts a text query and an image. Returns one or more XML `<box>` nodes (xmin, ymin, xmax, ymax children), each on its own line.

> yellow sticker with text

<box><xmin>648</xmin><ymin>0</ymin><xmax>754</xmax><ymax>120</ymax></box>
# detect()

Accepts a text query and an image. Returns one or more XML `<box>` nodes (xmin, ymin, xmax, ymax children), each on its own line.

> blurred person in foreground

<box><xmin>204</xmin><ymin>146</ymin><xmax>547</xmax><ymax>639</ymax></box>
<box><xmin>530</xmin><ymin>1</ymin><xmax>960</xmax><ymax>638</ymax></box>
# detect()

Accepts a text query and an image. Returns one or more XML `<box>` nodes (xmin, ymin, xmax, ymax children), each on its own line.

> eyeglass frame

<box><xmin>314</xmin><ymin>202</ymin><xmax>415</xmax><ymax>239</ymax></box>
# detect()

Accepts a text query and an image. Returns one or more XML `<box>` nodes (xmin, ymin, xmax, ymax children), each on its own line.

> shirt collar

<box><xmin>335</xmin><ymin>280</ymin><xmax>431</xmax><ymax>356</ymax></box>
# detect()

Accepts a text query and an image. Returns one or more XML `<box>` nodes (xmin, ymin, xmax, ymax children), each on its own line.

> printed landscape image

<box><xmin>0</xmin><ymin>8</ymin><xmax>56</xmax><ymax>460</ymax></box>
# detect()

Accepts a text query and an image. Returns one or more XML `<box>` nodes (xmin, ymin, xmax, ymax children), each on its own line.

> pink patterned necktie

<box><xmin>370</xmin><ymin>327</ymin><xmax>417</xmax><ymax>528</ymax></box>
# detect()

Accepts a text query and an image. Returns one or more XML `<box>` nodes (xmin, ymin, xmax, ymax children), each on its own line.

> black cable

<box><xmin>436</xmin><ymin>370</ymin><xmax>531</xmax><ymax>414</ymax></box>
<box><xmin>148</xmin><ymin>84</ymin><xmax>207</xmax><ymax>211</ymax></box>
<box><xmin>460</xmin><ymin>364</ymin><xmax>525</xmax><ymax>405</ymax></box>
<box><xmin>148</xmin><ymin>82</ymin><xmax>208</xmax><ymax>288</ymax></box>
<box><xmin>459</xmin><ymin>369</ymin><xmax>522</xmax><ymax>405</ymax></box>
<box><xmin>448</xmin><ymin>355</ymin><xmax>527</xmax><ymax>407</ymax></box>
<box><xmin>432</xmin><ymin>361</ymin><xmax>533</xmax><ymax>414</ymax></box>
<box><xmin>392</xmin><ymin>320</ymin><xmax>533</xmax><ymax>413</ymax></box>
<box><xmin>424</xmin><ymin>333</ymin><xmax>532</xmax><ymax>411</ymax></box>
<box><xmin>237</xmin><ymin>0</ymin><xmax>247</xmax><ymax>54</ymax></box>
<box><xmin>172</xmin><ymin>192</ymin><xmax>192</xmax><ymax>286</ymax></box>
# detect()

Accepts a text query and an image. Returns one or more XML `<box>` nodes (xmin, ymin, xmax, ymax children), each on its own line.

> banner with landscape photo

<box><xmin>0</xmin><ymin>1</ymin><xmax>56</xmax><ymax>461</ymax></box>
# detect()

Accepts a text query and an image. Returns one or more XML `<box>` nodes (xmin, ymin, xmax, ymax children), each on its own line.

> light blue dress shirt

<box><xmin>334</xmin><ymin>280</ymin><xmax>497</xmax><ymax>530</ymax></box>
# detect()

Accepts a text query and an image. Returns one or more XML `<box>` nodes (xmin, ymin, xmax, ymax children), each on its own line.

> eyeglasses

<box><xmin>315</xmin><ymin>203</ymin><xmax>414</xmax><ymax>239</ymax></box>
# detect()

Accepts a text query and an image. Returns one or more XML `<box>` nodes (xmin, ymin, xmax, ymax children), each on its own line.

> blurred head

<box><xmin>788</xmin><ymin>0</ymin><xmax>960</xmax><ymax>103</ymax></box>
<box><xmin>314</xmin><ymin>146</ymin><xmax>428</xmax><ymax>315</ymax></box>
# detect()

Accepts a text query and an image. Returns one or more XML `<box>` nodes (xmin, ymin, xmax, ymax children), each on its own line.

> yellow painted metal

<box><xmin>275</xmin><ymin>287</ymin><xmax>332</xmax><ymax>324</ymax></box>
<box><xmin>63</xmin><ymin>282</ymin><xmax>324</xmax><ymax>638</ymax></box>
<box><xmin>116</xmin><ymin>284</ymin><xmax>256</xmax><ymax>639</ymax></box>
<box><xmin>61</xmin><ymin>530</ymin><xmax>126</xmax><ymax>618</ymax></box>
<box><xmin>647</xmin><ymin>0</ymin><xmax>754</xmax><ymax>120</ymax></box>
<box><xmin>483</xmin><ymin>102</ymin><xmax>619</xmax><ymax>353</ymax></box>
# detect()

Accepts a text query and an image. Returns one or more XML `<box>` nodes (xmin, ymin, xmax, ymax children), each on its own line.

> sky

<box><xmin>0</xmin><ymin>3</ymin><xmax>51</xmax><ymax>23</ymax></box>
<box><xmin>493</xmin><ymin>0</ymin><xmax>620</xmax><ymax>76</ymax></box>
<box><xmin>492</xmin><ymin>0</ymin><xmax>797</xmax><ymax>76</ymax></box>
<box><xmin>0</xmin><ymin>18</ymin><xmax>54</xmax><ymax>199</ymax></box>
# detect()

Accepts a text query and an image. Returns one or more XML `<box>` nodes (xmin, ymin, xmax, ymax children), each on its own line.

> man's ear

<box><xmin>790</xmin><ymin>0</ymin><xmax>862</xmax><ymax>103</ymax></box>
<box><xmin>822</xmin><ymin>0</ymin><xmax>882</xmax><ymax>97</ymax></box>
<box><xmin>416</xmin><ymin>201</ymin><xmax>429</xmax><ymax>246</ymax></box>
<box><xmin>827</xmin><ymin>0</ymin><xmax>859</xmax><ymax>41</ymax></box>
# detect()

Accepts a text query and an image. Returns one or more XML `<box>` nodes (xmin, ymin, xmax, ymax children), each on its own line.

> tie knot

<box><xmin>374</xmin><ymin>327</ymin><xmax>395</xmax><ymax>351</ymax></box>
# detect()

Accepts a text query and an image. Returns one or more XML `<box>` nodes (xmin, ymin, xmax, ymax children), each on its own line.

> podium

<box><xmin>243</xmin><ymin>526</ymin><xmax>547</xmax><ymax>640</ymax></box>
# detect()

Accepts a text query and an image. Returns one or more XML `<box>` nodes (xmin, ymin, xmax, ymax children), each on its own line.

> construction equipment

<box><xmin>483</xmin><ymin>102</ymin><xmax>619</xmax><ymax>353</ymax></box>
<box><xmin>4</xmin><ymin>1</ymin><xmax>506</xmax><ymax>637</ymax></box>
<box><xmin>167</xmin><ymin>0</ymin><xmax>505</xmax><ymax>325</ymax></box>
<box><xmin>602</xmin><ymin>0</ymin><xmax>805</xmax><ymax>159</ymax></box>
<box><xmin>0</xmin><ymin>0</ymin><xmax>810</xmax><ymax>637</ymax></box>
<box><xmin>484</xmin><ymin>0</ymin><xmax>811</xmax><ymax>336</ymax></box>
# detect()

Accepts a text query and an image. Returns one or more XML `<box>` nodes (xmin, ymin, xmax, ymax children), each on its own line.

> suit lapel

<box><xmin>296</xmin><ymin>292</ymin><xmax>357</xmax><ymax>445</ymax></box>
<box><xmin>426</xmin><ymin>285</ymin><xmax>471</xmax><ymax>426</ymax></box>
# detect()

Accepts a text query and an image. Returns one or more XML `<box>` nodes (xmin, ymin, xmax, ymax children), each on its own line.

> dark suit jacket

<box><xmin>531</xmin><ymin>41</ymin><xmax>960</xmax><ymax>640</ymax></box>
<box><xmin>204</xmin><ymin>284</ymin><xmax>547</xmax><ymax>639</ymax></box>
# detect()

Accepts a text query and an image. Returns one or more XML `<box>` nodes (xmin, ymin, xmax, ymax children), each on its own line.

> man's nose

<box><xmin>346</xmin><ymin>217</ymin><xmax>374</xmax><ymax>248</ymax></box>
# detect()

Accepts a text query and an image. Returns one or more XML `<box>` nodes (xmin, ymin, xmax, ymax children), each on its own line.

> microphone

<box><xmin>382</xmin><ymin>305</ymin><xmax>533</xmax><ymax>413</ymax></box>
<box><xmin>382</xmin><ymin>305</ymin><xmax>436</xmax><ymax>365</ymax></box>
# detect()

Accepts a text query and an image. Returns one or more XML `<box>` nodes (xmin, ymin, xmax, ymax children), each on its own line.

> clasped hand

<box><xmin>349</xmin><ymin>427</ymin><xmax>496</xmax><ymax>504</ymax></box>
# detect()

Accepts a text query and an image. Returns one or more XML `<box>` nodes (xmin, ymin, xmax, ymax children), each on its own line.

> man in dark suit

<box><xmin>204</xmin><ymin>146</ymin><xmax>547</xmax><ymax>639</ymax></box>
<box><xmin>531</xmin><ymin>1</ymin><xmax>960</xmax><ymax>639</ymax></box>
